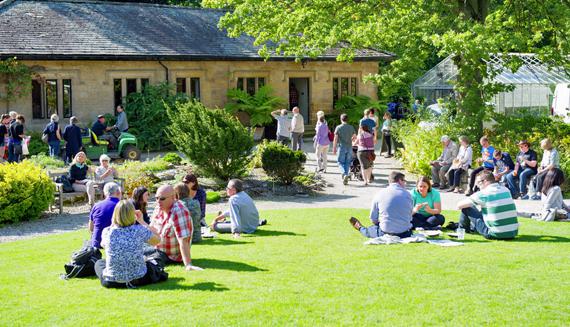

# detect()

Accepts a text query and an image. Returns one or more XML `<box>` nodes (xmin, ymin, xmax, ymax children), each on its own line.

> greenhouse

<box><xmin>412</xmin><ymin>54</ymin><xmax>570</xmax><ymax>114</ymax></box>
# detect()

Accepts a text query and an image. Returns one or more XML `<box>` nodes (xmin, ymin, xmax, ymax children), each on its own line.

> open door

<box><xmin>289</xmin><ymin>78</ymin><xmax>310</xmax><ymax>124</ymax></box>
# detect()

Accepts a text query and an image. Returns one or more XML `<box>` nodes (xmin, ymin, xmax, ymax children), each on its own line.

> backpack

<box><xmin>56</xmin><ymin>175</ymin><xmax>74</xmax><ymax>193</ymax></box>
<box><xmin>61</xmin><ymin>241</ymin><xmax>102</xmax><ymax>279</ymax></box>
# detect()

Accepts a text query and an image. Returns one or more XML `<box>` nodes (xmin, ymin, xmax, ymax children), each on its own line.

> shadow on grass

<box><xmin>252</xmin><ymin>229</ymin><xmax>305</xmax><ymax>237</ymax></box>
<box><xmin>141</xmin><ymin>279</ymin><xmax>229</xmax><ymax>292</ymax></box>
<box><xmin>196</xmin><ymin>238</ymin><xmax>249</xmax><ymax>246</ymax></box>
<box><xmin>193</xmin><ymin>258</ymin><xmax>267</xmax><ymax>272</ymax></box>
<box><xmin>509</xmin><ymin>234</ymin><xmax>570</xmax><ymax>243</ymax></box>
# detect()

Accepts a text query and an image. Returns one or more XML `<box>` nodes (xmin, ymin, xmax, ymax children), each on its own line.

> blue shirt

<box><xmin>90</xmin><ymin>197</ymin><xmax>120</xmax><ymax>248</ymax></box>
<box><xmin>193</xmin><ymin>187</ymin><xmax>207</xmax><ymax>219</ymax></box>
<box><xmin>359</xmin><ymin>117</ymin><xmax>376</xmax><ymax>131</ymax></box>
<box><xmin>370</xmin><ymin>183</ymin><xmax>413</xmax><ymax>234</ymax></box>
<box><xmin>481</xmin><ymin>145</ymin><xmax>495</xmax><ymax>169</ymax></box>
<box><xmin>62</xmin><ymin>124</ymin><xmax>82</xmax><ymax>154</ymax></box>
<box><xmin>91</xmin><ymin>120</ymin><xmax>107</xmax><ymax>137</ymax></box>
<box><xmin>115</xmin><ymin>111</ymin><xmax>129</xmax><ymax>132</ymax></box>
<box><xmin>43</xmin><ymin>122</ymin><xmax>59</xmax><ymax>143</ymax></box>
<box><xmin>101</xmin><ymin>224</ymin><xmax>152</xmax><ymax>282</ymax></box>
<box><xmin>223</xmin><ymin>191</ymin><xmax>259</xmax><ymax>234</ymax></box>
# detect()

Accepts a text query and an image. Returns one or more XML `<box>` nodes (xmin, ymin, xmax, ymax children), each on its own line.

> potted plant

<box><xmin>225</xmin><ymin>85</ymin><xmax>286</xmax><ymax>140</ymax></box>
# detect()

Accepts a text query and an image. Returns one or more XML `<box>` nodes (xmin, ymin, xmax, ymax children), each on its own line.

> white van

<box><xmin>552</xmin><ymin>83</ymin><xmax>570</xmax><ymax>123</ymax></box>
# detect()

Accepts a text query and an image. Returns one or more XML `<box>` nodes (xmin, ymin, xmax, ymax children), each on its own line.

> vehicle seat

<box><xmin>90</xmin><ymin>130</ymin><xmax>109</xmax><ymax>146</ymax></box>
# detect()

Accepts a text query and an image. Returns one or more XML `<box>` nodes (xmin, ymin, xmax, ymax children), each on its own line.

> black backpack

<box><xmin>56</xmin><ymin>175</ymin><xmax>74</xmax><ymax>193</ymax></box>
<box><xmin>61</xmin><ymin>241</ymin><xmax>102</xmax><ymax>279</ymax></box>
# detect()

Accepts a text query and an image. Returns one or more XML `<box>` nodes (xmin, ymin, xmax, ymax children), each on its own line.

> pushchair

<box><xmin>349</xmin><ymin>146</ymin><xmax>374</xmax><ymax>181</ymax></box>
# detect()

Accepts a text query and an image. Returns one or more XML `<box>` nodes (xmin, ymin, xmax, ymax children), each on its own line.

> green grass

<box><xmin>1</xmin><ymin>208</ymin><xmax>569</xmax><ymax>326</ymax></box>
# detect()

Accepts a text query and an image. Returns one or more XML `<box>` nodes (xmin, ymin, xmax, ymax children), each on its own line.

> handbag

<box><xmin>42</xmin><ymin>133</ymin><xmax>49</xmax><ymax>143</ymax></box>
<box><xmin>327</xmin><ymin>129</ymin><xmax>334</xmax><ymax>142</ymax></box>
<box><xmin>367</xmin><ymin>151</ymin><xmax>376</xmax><ymax>162</ymax></box>
<box><xmin>21</xmin><ymin>141</ymin><xmax>29</xmax><ymax>155</ymax></box>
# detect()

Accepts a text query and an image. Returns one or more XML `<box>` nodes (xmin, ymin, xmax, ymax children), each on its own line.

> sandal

<box><xmin>349</xmin><ymin>217</ymin><xmax>363</xmax><ymax>230</ymax></box>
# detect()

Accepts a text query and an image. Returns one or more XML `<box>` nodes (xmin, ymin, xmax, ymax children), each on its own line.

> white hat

<box><xmin>316</xmin><ymin>110</ymin><xmax>325</xmax><ymax>117</ymax></box>
<box><xmin>99</xmin><ymin>154</ymin><xmax>111</xmax><ymax>162</ymax></box>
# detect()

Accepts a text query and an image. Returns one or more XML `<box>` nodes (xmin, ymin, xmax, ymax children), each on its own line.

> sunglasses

<box><xmin>157</xmin><ymin>196</ymin><xmax>171</xmax><ymax>201</ymax></box>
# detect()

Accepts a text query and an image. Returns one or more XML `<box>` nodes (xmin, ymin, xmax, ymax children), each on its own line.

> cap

<box><xmin>99</xmin><ymin>154</ymin><xmax>111</xmax><ymax>162</ymax></box>
<box><xmin>97</xmin><ymin>114</ymin><xmax>105</xmax><ymax>119</ymax></box>
<box><xmin>70</xmin><ymin>116</ymin><xmax>79</xmax><ymax>124</ymax></box>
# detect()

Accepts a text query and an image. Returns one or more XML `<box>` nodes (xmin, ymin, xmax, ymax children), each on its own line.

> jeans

<box><xmin>291</xmin><ymin>132</ymin><xmax>303</xmax><ymax>151</ymax></box>
<box><xmin>468</xmin><ymin>166</ymin><xmax>491</xmax><ymax>192</ymax></box>
<box><xmin>459</xmin><ymin>206</ymin><xmax>491</xmax><ymax>239</ymax></box>
<box><xmin>383</xmin><ymin>133</ymin><xmax>392</xmax><ymax>155</ymax></box>
<box><xmin>359</xmin><ymin>224</ymin><xmax>412</xmax><ymax>238</ymax></box>
<box><xmin>7</xmin><ymin>140</ymin><xmax>21</xmax><ymax>163</ymax></box>
<box><xmin>531</xmin><ymin>170</ymin><xmax>548</xmax><ymax>195</ymax></box>
<box><xmin>447</xmin><ymin>168</ymin><xmax>466</xmax><ymax>187</ymax></box>
<box><xmin>412</xmin><ymin>213</ymin><xmax>445</xmax><ymax>229</ymax></box>
<box><xmin>505</xmin><ymin>167</ymin><xmax>536</xmax><ymax>197</ymax></box>
<box><xmin>337</xmin><ymin>145</ymin><xmax>352</xmax><ymax>177</ymax></box>
<box><xmin>48</xmin><ymin>140</ymin><xmax>60</xmax><ymax>158</ymax></box>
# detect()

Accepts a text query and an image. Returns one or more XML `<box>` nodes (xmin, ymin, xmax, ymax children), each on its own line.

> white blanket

<box><xmin>364</xmin><ymin>233</ymin><xmax>464</xmax><ymax>247</ymax></box>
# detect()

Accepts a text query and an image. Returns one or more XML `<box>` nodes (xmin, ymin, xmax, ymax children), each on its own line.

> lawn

<box><xmin>1</xmin><ymin>208</ymin><xmax>569</xmax><ymax>326</ymax></box>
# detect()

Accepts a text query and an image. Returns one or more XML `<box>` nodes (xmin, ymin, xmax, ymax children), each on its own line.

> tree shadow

<box><xmin>252</xmin><ymin>229</ymin><xmax>305</xmax><ymax>237</ymax></box>
<box><xmin>139</xmin><ymin>278</ymin><xmax>229</xmax><ymax>292</ymax></box>
<box><xmin>509</xmin><ymin>234</ymin><xmax>570</xmax><ymax>243</ymax></box>
<box><xmin>192</xmin><ymin>258</ymin><xmax>267</xmax><ymax>272</ymax></box>
<box><xmin>195</xmin><ymin>238</ymin><xmax>249</xmax><ymax>246</ymax></box>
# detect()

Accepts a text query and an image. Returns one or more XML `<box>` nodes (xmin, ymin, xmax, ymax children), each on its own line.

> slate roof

<box><xmin>0</xmin><ymin>0</ymin><xmax>394</xmax><ymax>61</ymax></box>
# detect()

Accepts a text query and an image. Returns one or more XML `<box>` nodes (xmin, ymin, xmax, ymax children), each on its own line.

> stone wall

<box><xmin>0</xmin><ymin>59</ymin><xmax>379</xmax><ymax>131</ymax></box>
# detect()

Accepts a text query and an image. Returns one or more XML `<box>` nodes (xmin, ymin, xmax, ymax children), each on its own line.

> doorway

<box><xmin>289</xmin><ymin>78</ymin><xmax>310</xmax><ymax>123</ymax></box>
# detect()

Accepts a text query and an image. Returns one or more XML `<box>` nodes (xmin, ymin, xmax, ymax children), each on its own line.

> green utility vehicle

<box><xmin>83</xmin><ymin>127</ymin><xmax>141</xmax><ymax>161</ymax></box>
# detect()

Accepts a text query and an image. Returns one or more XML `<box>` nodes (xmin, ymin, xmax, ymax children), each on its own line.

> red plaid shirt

<box><xmin>150</xmin><ymin>200</ymin><xmax>193</xmax><ymax>262</ymax></box>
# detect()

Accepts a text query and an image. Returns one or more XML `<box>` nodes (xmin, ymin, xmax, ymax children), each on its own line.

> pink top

<box><xmin>357</xmin><ymin>131</ymin><xmax>374</xmax><ymax>151</ymax></box>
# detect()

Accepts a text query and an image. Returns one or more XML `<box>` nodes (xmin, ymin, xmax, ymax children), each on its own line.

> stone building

<box><xmin>0</xmin><ymin>0</ymin><xmax>394</xmax><ymax>130</ymax></box>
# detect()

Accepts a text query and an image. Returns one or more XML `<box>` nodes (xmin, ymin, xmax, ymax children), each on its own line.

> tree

<box><xmin>202</xmin><ymin>0</ymin><xmax>570</xmax><ymax>134</ymax></box>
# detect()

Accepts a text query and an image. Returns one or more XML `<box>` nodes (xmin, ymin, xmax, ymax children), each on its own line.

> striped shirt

<box><xmin>469</xmin><ymin>183</ymin><xmax>519</xmax><ymax>239</ymax></box>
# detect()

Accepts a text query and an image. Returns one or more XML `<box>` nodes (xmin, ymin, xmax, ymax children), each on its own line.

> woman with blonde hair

<box><xmin>94</xmin><ymin>200</ymin><xmax>165</xmax><ymax>288</ymax></box>
<box><xmin>313</xmin><ymin>111</ymin><xmax>330</xmax><ymax>173</ymax></box>
<box><xmin>68</xmin><ymin>151</ymin><xmax>96</xmax><ymax>207</ymax></box>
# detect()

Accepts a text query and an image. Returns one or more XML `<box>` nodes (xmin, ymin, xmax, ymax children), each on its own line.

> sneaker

<box><xmin>521</xmin><ymin>194</ymin><xmax>530</xmax><ymax>200</ymax></box>
<box><xmin>349</xmin><ymin>217</ymin><xmax>363</xmax><ymax>231</ymax></box>
<box><xmin>259</xmin><ymin>219</ymin><xmax>267</xmax><ymax>226</ymax></box>
<box><xmin>343</xmin><ymin>175</ymin><xmax>349</xmax><ymax>185</ymax></box>
<box><xmin>530</xmin><ymin>194</ymin><xmax>541</xmax><ymax>201</ymax></box>
<box><xmin>432</xmin><ymin>183</ymin><xmax>441</xmax><ymax>188</ymax></box>
<box><xmin>445</xmin><ymin>221</ymin><xmax>459</xmax><ymax>230</ymax></box>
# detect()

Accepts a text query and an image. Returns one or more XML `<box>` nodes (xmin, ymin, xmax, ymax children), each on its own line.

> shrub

<box><xmin>225</xmin><ymin>85</ymin><xmax>286</xmax><ymax>127</ymax></box>
<box><xmin>124</xmin><ymin>82</ymin><xmax>190</xmax><ymax>151</ymax></box>
<box><xmin>0</xmin><ymin>161</ymin><xmax>54</xmax><ymax>224</ymax></box>
<box><xmin>332</xmin><ymin>95</ymin><xmax>386</xmax><ymax>127</ymax></box>
<box><xmin>251</xmin><ymin>139</ymin><xmax>270</xmax><ymax>169</ymax></box>
<box><xmin>27</xmin><ymin>131</ymin><xmax>48</xmax><ymax>156</ymax></box>
<box><xmin>167</xmin><ymin>101</ymin><xmax>255</xmax><ymax>180</ymax></box>
<box><xmin>163</xmin><ymin>152</ymin><xmax>183</xmax><ymax>165</ymax></box>
<box><xmin>122</xmin><ymin>172</ymin><xmax>158</xmax><ymax>197</ymax></box>
<box><xmin>26</xmin><ymin>154</ymin><xmax>65</xmax><ymax>169</ymax></box>
<box><xmin>119</xmin><ymin>157</ymin><xmax>170</xmax><ymax>174</ymax></box>
<box><xmin>260</xmin><ymin>141</ymin><xmax>307</xmax><ymax>184</ymax></box>
<box><xmin>206</xmin><ymin>191</ymin><xmax>221</xmax><ymax>204</ymax></box>
<box><xmin>293</xmin><ymin>173</ymin><xmax>317</xmax><ymax>187</ymax></box>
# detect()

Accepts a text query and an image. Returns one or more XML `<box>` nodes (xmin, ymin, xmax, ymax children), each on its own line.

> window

<box><xmin>332</xmin><ymin>77</ymin><xmax>358</xmax><ymax>105</ymax></box>
<box><xmin>237</xmin><ymin>77</ymin><xmax>265</xmax><ymax>95</ymax></box>
<box><xmin>113</xmin><ymin>78</ymin><xmax>151</xmax><ymax>110</ymax></box>
<box><xmin>31</xmin><ymin>79</ymin><xmax>73</xmax><ymax>119</ymax></box>
<box><xmin>175</xmin><ymin>77</ymin><xmax>201</xmax><ymax>100</ymax></box>
<box><xmin>126</xmin><ymin>79</ymin><xmax>137</xmax><ymax>96</ymax></box>
<box><xmin>114</xmin><ymin>79</ymin><xmax>122</xmax><ymax>109</ymax></box>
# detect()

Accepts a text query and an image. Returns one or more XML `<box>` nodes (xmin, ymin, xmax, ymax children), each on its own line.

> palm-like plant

<box><xmin>225</xmin><ymin>85</ymin><xmax>286</xmax><ymax>127</ymax></box>
<box><xmin>333</xmin><ymin>95</ymin><xmax>385</xmax><ymax>126</ymax></box>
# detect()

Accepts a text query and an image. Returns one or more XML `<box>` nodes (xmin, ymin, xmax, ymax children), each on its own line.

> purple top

<box><xmin>314</xmin><ymin>121</ymin><xmax>331</xmax><ymax>146</ymax></box>
<box><xmin>357</xmin><ymin>131</ymin><xmax>374</xmax><ymax>151</ymax></box>
<box><xmin>90</xmin><ymin>197</ymin><xmax>120</xmax><ymax>249</ymax></box>
<box><xmin>193</xmin><ymin>187</ymin><xmax>207</xmax><ymax>219</ymax></box>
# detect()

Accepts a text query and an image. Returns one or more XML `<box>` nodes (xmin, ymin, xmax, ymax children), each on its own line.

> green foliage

<box><xmin>124</xmin><ymin>82</ymin><xmax>190</xmax><ymax>151</ymax></box>
<box><xmin>251</xmin><ymin>139</ymin><xmax>270</xmax><ymax>169</ymax></box>
<box><xmin>333</xmin><ymin>95</ymin><xmax>386</xmax><ymax>127</ymax></box>
<box><xmin>260</xmin><ymin>141</ymin><xmax>306</xmax><ymax>185</ymax></box>
<box><xmin>0</xmin><ymin>57</ymin><xmax>33</xmax><ymax>102</ymax></box>
<box><xmin>103</xmin><ymin>113</ymin><xmax>116</xmax><ymax>127</ymax></box>
<box><xmin>123</xmin><ymin>173</ymin><xmax>159</xmax><ymax>198</ymax></box>
<box><xmin>225</xmin><ymin>85</ymin><xmax>286</xmax><ymax>127</ymax></box>
<box><xmin>0</xmin><ymin>161</ymin><xmax>54</xmax><ymax>224</ymax></box>
<box><xmin>206</xmin><ymin>191</ymin><xmax>221</xmax><ymax>204</ymax></box>
<box><xmin>119</xmin><ymin>157</ymin><xmax>170</xmax><ymax>174</ymax></box>
<box><xmin>292</xmin><ymin>173</ymin><xmax>316</xmax><ymax>187</ymax></box>
<box><xmin>162</xmin><ymin>152</ymin><xmax>183</xmax><ymax>165</ymax></box>
<box><xmin>167</xmin><ymin>100</ymin><xmax>255</xmax><ymax>180</ymax></box>
<box><xmin>26</xmin><ymin>154</ymin><xmax>65</xmax><ymax>169</ymax></box>
<box><xmin>26</xmin><ymin>131</ymin><xmax>49</xmax><ymax>156</ymax></box>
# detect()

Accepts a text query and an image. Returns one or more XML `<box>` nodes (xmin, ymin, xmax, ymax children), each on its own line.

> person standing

<box><xmin>313</xmin><ymin>111</ymin><xmax>330</xmax><ymax>173</ymax></box>
<box><xmin>332</xmin><ymin>114</ymin><xmax>356</xmax><ymax>185</ymax></box>
<box><xmin>0</xmin><ymin>114</ymin><xmax>10</xmax><ymax>163</ymax></box>
<box><xmin>43</xmin><ymin>114</ymin><xmax>62</xmax><ymax>158</ymax></box>
<box><xmin>381</xmin><ymin>112</ymin><xmax>393</xmax><ymax>157</ymax></box>
<box><xmin>8</xmin><ymin>114</ymin><xmax>25</xmax><ymax>163</ymax></box>
<box><xmin>349</xmin><ymin>171</ymin><xmax>413</xmax><ymax>238</ymax></box>
<box><xmin>466</xmin><ymin>136</ymin><xmax>495</xmax><ymax>196</ymax></box>
<box><xmin>356</xmin><ymin>123</ymin><xmax>375</xmax><ymax>186</ymax></box>
<box><xmin>113</xmin><ymin>105</ymin><xmax>129</xmax><ymax>132</ymax></box>
<box><xmin>6</xmin><ymin>111</ymin><xmax>17</xmax><ymax>162</ymax></box>
<box><xmin>505</xmin><ymin>140</ymin><xmax>538</xmax><ymax>199</ymax></box>
<box><xmin>62</xmin><ymin>116</ymin><xmax>83</xmax><ymax>164</ymax></box>
<box><xmin>430</xmin><ymin>135</ymin><xmax>458</xmax><ymax>189</ymax></box>
<box><xmin>290</xmin><ymin>106</ymin><xmax>304</xmax><ymax>151</ymax></box>
<box><xmin>271</xmin><ymin>109</ymin><xmax>292</xmax><ymax>145</ymax></box>
<box><xmin>457</xmin><ymin>170</ymin><xmax>518</xmax><ymax>239</ymax></box>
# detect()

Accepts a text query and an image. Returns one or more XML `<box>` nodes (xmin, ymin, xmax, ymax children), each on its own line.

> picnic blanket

<box><xmin>364</xmin><ymin>233</ymin><xmax>463</xmax><ymax>247</ymax></box>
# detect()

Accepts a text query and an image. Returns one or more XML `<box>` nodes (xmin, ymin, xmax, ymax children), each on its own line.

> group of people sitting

<box><xmin>84</xmin><ymin>167</ymin><xmax>265</xmax><ymax>288</ymax></box>
<box><xmin>429</xmin><ymin>135</ymin><xmax>566</xmax><ymax>209</ymax></box>
<box><xmin>349</xmin><ymin>170</ymin><xmax>520</xmax><ymax>240</ymax></box>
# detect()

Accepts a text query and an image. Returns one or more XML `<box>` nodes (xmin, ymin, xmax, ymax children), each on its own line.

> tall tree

<box><xmin>203</xmin><ymin>0</ymin><xmax>570</xmax><ymax>132</ymax></box>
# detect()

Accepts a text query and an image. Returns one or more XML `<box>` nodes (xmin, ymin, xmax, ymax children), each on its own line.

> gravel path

<box><xmin>0</xmin><ymin>141</ymin><xmax>549</xmax><ymax>243</ymax></box>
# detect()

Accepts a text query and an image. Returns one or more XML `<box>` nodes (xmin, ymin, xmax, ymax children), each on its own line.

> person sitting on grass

<box><xmin>211</xmin><ymin>179</ymin><xmax>267</xmax><ymax>238</ymax></box>
<box><xmin>533</xmin><ymin>168</ymin><xmax>569</xmax><ymax>221</ymax></box>
<box><xmin>492</xmin><ymin>150</ymin><xmax>514</xmax><ymax>184</ymax></box>
<box><xmin>349</xmin><ymin>171</ymin><xmax>413</xmax><ymax>238</ymax></box>
<box><xmin>456</xmin><ymin>170</ymin><xmax>519</xmax><ymax>240</ymax></box>
<box><xmin>95</xmin><ymin>200</ymin><xmax>165</xmax><ymax>288</ymax></box>
<box><xmin>182</xmin><ymin>173</ymin><xmax>208</xmax><ymax>227</ymax></box>
<box><xmin>69</xmin><ymin>151</ymin><xmax>96</xmax><ymax>207</ymax></box>
<box><xmin>411</xmin><ymin>176</ymin><xmax>445</xmax><ymax>230</ymax></box>
<box><xmin>149</xmin><ymin>185</ymin><xmax>202</xmax><ymax>271</ymax></box>
<box><xmin>130</xmin><ymin>186</ymin><xmax>150</xmax><ymax>224</ymax></box>
<box><xmin>89</xmin><ymin>182</ymin><xmax>121</xmax><ymax>250</ymax></box>
<box><xmin>174</xmin><ymin>182</ymin><xmax>202</xmax><ymax>244</ymax></box>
